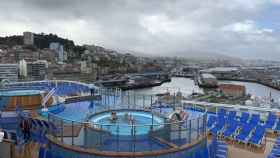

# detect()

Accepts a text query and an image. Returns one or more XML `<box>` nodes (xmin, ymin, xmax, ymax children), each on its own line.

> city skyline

<box><xmin>1</xmin><ymin>0</ymin><xmax>280</xmax><ymax>60</ymax></box>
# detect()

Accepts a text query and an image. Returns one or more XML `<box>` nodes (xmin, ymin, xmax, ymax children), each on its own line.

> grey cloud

<box><xmin>0</xmin><ymin>0</ymin><xmax>279</xmax><ymax>60</ymax></box>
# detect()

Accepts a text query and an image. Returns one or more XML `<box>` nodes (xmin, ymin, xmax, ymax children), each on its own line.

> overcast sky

<box><xmin>1</xmin><ymin>0</ymin><xmax>280</xmax><ymax>60</ymax></box>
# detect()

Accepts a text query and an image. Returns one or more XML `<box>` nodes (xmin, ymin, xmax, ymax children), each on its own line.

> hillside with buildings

<box><xmin>0</xmin><ymin>32</ymin><xmax>169</xmax><ymax>83</ymax></box>
<box><xmin>1</xmin><ymin>31</ymin><xmax>279</xmax><ymax>91</ymax></box>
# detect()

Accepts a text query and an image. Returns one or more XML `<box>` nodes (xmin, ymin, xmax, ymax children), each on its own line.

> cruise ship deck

<box><xmin>0</xmin><ymin>80</ymin><xmax>279</xmax><ymax>158</ymax></box>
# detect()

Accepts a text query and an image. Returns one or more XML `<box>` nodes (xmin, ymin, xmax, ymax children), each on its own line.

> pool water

<box><xmin>52</xmin><ymin>101</ymin><xmax>204</xmax><ymax>122</ymax></box>
<box><xmin>90</xmin><ymin>111</ymin><xmax>164</xmax><ymax>136</ymax></box>
<box><xmin>54</xmin><ymin>101</ymin><xmax>92</xmax><ymax>121</ymax></box>
<box><xmin>39</xmin><ymin>104</ymin><xmax>66</xmax><ymax>118</ymax></box>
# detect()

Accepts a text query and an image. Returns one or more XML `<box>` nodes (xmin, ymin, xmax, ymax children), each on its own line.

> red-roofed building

<box><xmin>218</xmin><ymin>84</ymin><xmax>246</xmax><ymax>98</ymax></box>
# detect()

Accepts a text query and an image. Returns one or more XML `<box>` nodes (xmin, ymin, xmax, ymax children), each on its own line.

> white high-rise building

<box><xmin>19</xmin><ymin>59</ymin><xmax>27</xmax><ymax>77</ymax></box>
<box><xmin>64</xmin><ymin>51</ymin><xmax>68</xmax><ymax>61</ymax></box>
<box><xmin>49</xmin><ymin>42</ymin><xmax>64</xmax><ymax>63</ymax></box>
<box><xmin>58</xmin><ymin>45</ymin><xmax>64</xmax><ymax>62</ymax></box>
<box><xmin>80</xmin><ymin>61</ymin><xmax>87</xmax><ymax>73</ymax></box>
<box><xmin>23</xmin><ymin>32</ymin><xmax>34</xmax><ymax>45</ymax></box>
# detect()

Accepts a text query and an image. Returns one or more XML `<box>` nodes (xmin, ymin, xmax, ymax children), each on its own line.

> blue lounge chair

<box><xmin>207</xmin><ymin>115</ymin><xmax>217</xmax><ymax>129</ymax></box>
<box><xmin>222</xmin><ymin>121</ymin><xmax>238</xmax><ymax>138</ymax></box>
<box><xmin>210</xmin><ymin>117</ymin><xmax>225</xmax><ymax>135</ymax></box>
<box><xmin>264</xmin><ymin>113</ymin><xmax>276</xmax><ymax>129</ymax></box>
<box><xmin>275</xmin><ymin>119</ymin><xmax>280</xmax><ymax>132</ymax></box>
<box><xmin>249</xmin><ymin>125</ymin><xmax>265</xmax><ymax>146</ymax></box>
<box><xmin>235</xmin><ymin>123</ymin><xmax>254</xmax><ymax>143</ymax></box>
<box><xmin>249</xmin><ymin>114</ymin><xmax>260</xmax><ymax>126</ymax></box>
<box><xmin>218</xmin><ymin>109</ymin><xmax>226</xmax><ymax>117</ymax></box>
<box><xmin>239</xmin><ymin>112</ymin><xmax>250</xmax><ymax>124</ymax></box>
<box><xmin>226</xmin><ymin>111</ymin><xmax>236</xmax><ymax>123</ymax></box>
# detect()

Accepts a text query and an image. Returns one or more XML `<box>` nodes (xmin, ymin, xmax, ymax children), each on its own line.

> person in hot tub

<box><xmin>110</xmin><ymin>112</ymin><xmax>118</xmax><ymax>122</ymax></box>
<box><xmin>129</xmin><ymin>114</ymin><xmax>135</xmax><ymax>124</ymax></box>
<box><xmin>180</xmin><ymin>110</ymin><xmax>189</xmax><ymax>121</ymax></box>
<box><xmin>124</xmin><ymin>112</ymin><xmax>129</xmax><ymax>120</ymax></box>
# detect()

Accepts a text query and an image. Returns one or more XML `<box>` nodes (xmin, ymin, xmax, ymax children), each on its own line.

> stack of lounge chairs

<box><xmin>216</xmin><ymin>140</ymin><xmax>228</xmax><ymax>158</ymax></box>
<box><xmin>29</xmin><ymin>118</ymin><xmax>59</xmax><ymax>144</ymax></box>
<box><xmin>267</xmin><ymin>137</ymin><xmax>280</xmax><ymax>158</ymax></box>
<box><xmin>209</xmin><ymin>136</ymin><xmax>228</xmax><ymax>158</ymax></box>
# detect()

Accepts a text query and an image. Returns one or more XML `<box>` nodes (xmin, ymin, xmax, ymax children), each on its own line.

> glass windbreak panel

<box><xmin>46</xmin><ymin>97</ymin><xmax>207</xmax><ymax>154</ymax></box>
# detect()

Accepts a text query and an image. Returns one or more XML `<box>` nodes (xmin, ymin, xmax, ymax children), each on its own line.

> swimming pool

<box><xmin>51</xmin><ymin>101</ymin><xmax>204</xmax><ymax>122</ymax></box>
<box><xmin>90</xmin><ymin>110</ymin><xmax>164</xmax><ymax>135</ymax></box>
<box><xmin>0</xmin><ymin>90</ymin><xmax>43</xmax><ymax>96</ymax></box>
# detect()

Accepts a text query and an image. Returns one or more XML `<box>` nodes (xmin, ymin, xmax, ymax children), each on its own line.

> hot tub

<box><xmin>90</xmin><ymin>110</ymin><xmax>164</xmax><ymax>135</ymax></box>
<box><xmin>0</xmin><ymin>90</ymin><xmax>52</xmax><ymax>110</ymax></box>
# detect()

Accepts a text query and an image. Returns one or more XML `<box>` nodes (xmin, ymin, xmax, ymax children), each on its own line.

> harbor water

<box><xmin>131</xmin><ymin>77</ymin><xmax>280</xmax><ymax>102</ymax></box>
